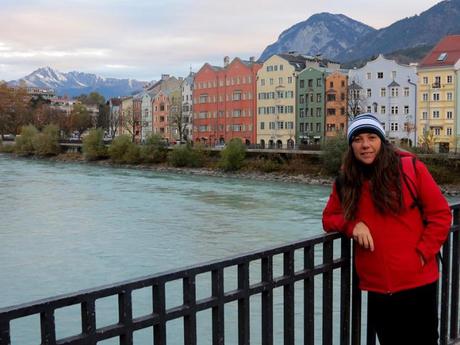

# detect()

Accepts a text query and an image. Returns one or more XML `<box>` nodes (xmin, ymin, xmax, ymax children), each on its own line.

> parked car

<box><xmin>214</xmin><ymin>143</ymin><xmax>226</xmax><ymax>150</ymax></box>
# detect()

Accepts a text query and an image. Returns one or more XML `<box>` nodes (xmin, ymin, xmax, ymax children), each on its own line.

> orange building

<box><xmin>193</xmin><ymin>57</ymin><xmax>261</xmax><ymax>146</ymax></box>
<box><xmin>152</xmin><ymin>90</ymin><xmax>171</xmax><ymax>141</ymax></box>
<box><xmin>325</xmin><ymin>71</ymin><xmax>348</xmax><ymax>138</ymax></box>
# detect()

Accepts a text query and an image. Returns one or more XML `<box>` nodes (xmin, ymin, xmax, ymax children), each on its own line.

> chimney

<box><xmin>224</xmin><ymin>56</ymin><xmax>230</xmax><ymax>67</ymax></box>
<box><xmin>249</xmin><ymin>56</ymin><xmax>255</xmax><ymax>62</ymax></box>
<box><xmin>161</xmin><ymin>74</ymin><xmax>170</xmax><ymax>80</ymax></box>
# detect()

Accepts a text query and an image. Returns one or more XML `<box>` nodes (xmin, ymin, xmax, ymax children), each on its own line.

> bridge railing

<box><xmin>0</xmin><ymin>203</ymin><xmax>459</xmax><ymax>345</ymax></box>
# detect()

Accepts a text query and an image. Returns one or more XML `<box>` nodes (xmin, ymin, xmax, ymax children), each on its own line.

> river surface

<box><xmin>0</xmin><ymin>155</ymin><xmax>333</xmax><ymax>344</ymax></box>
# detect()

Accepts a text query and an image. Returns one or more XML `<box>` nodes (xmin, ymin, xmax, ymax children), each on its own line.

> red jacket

<box><xmin>322</xmin><ymin>156</ymin><xmax>452</xmax><ymax>294</ymax></box>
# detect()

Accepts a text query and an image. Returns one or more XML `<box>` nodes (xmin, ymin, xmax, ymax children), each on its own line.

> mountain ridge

<box><xmin>9</xmin><ymin>66</ymin><xmax>147</xmax><ymax>99</ymax></box>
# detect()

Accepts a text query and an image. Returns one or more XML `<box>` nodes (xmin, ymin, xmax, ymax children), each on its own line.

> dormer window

<box><xmin>437</xmin><ymin>53</ymin><xmax>447</xmax><ymax>61</ymax></box>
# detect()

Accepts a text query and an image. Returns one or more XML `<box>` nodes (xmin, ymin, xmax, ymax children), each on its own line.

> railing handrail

<box><xmin>0</xmin><ymin>232</ymin><xmax>339</xmax><ymax>316</ymax></box>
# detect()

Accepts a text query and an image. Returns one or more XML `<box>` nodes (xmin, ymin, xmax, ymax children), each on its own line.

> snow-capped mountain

<box><xmin>9</xmin><ymin>67</ymin><xmax>147</xmax><ymax>99</ymax></box>
<box><xmin>259</xmin><ymin>13</ymin><xmax>375</xmax><ymax>62</ymax></box>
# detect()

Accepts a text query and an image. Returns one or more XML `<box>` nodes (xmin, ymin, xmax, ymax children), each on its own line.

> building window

<box><xmin>435</xmin><ymin>76</ymin><xmax>441</xmax><ymax>85</ymax></box>
<box><xmin>380</xmin><ymin>88</ymin><xmax>386</xmax><ymax>97</ymax></box>
<box><xmin>300</xmin><ymin>80</ymin><xmax>305</xmax><ymax>88</ymax></box>
<box><xmin>317</xmin><ymin>94</ymin><xmax>322</xmax><ymax>102</ymax></box>
<box><xmin>199</xmin><ymin>94</ymin><xmax>208</xmax><ymax>103</ymax></box>
<box><xmin>433</xmin><ymin>93</ymin><xmax>440</xmax><ymax>101</ymax></box>
<box><xmin>367</xmin><ymin>106</ymin><xmax>372</xmax><ymax>112</ymax></box>
<box><xmin>447</xmin><ymin>75</ymin><xmax>453</xmax><ymax>84</ymax></box>
<box><xmin>434</xmin><ymin>128</ymin><xmax>441</xmax><ymax>136</ymax></box>
<box><xmin>423</xmin><ymin>77</ymin><xmax>428</xmax><ymax>84</ymax></box>
<box><xmin>366</xmin><ymin>72</ymin><xmax>371</xmax><ymax>80</ymax></box>
<box><xmin>390</xmin><ymin>122</ymin><xmax>399</xmax><ymax>131</ymax></box>
<box><xmin>391</xmin><ymin>106</ymin><xmax>399</xmax><ymax>114</ymax></box>
<box><xmin>308</xmin><ymin>79</ymin><xmax>313</xmax><ymax>87</ymax></box>
<box><xmin>327</xmin><ymin>94</ymin><xmax>336</xmax><ymax>101</ymax></box>
<box><xmin>316</xmin><ymin>108</ymin><xmax>321</xmax><ymax>116</ymax></box>
<box><xmin>447</xmin><ymin>128</ymin><xmax>452</xmax><ymax>136</ymax></box>
<box><xmin>447</xmin><ymin>92</ymin><xmax>453</xmax><ymax>101</ymax></box>
<box><xmin>279</xmin><ymin>65</ymin><xmax>283</xmax><ymax>71</ymax></box>
<box><xmin>233</xmin><ymin>91</ymin><xmax>242</xmax><ymax>101</ymax></box>
<box><xmin>316</xmin><ymin>123</ymin><xmax>321</xmax><ymax>132</ymax></box>
<box><xmin>278</xmin><ymin>77</ymin><xmax>283</xmax><ymax>85</ymax></box>
<box><xmin>330</xmin><ymin>81</ymin><xmax>334</xmax><ymax>88</ymax></box>
<box><xmin>300</xmin><ymin>95</ymin><xmax>305</xmax><ymax>104</ymax></box>
<box><xmin>261</xmin><ymin>79</ymin><xmax>265</xmax><ymax>86</ymax></box>
<box><xmin>404</xmin><ymin>87</ymin><xmax>409</xmax><ymax>97</ymax></box>
<box><xmin>377</xmin><ymin>72</ymin><xmax>384</xmax><ymax>79</ymax></box>
<box><xmin>367</xmin><ymin>89</ymin><xmax>372</xmax><ymax>97</ymax></box>
<box><xmin>422</xmin><ymin>111</ymin><xmax>428</xmax><ymax>120</ymax></box>
<box><xmin>391</xmin><ymin>88</ymin><xmax>399</xmax><ymax>97</ymax></box>
<box><xmin>433</xmin><ymin>110</ymin><xmax>440</xmax><ymax>118</ymax></box>
<box><xmin>300</xmin><ymin>109</ymin><xmax>305</xmax><ymax>117</ymax></box>
<box><xmin>270</xmin><ymin>78</ymin><xmax>274</xmax><ymax>85</ymax></box>
<box><xmin>404</xmin><ymin>106</ymin><xmax>409</xmax><ymax>114</ymax></box>
<box><xmin>447</xmin><ymin>111</ymin><xmax>453</xmax><ymax>119</ymax></box>
<box><xmin>300</xmin><ymin>123</ymin><xmax>305</xmax><ymax>132</ymax></box>
<box><xmin>381</xmin><ymin>105</ymin><xmax>386</xmax><ymax>114</ymax></box>
<box><xmin>422</xmin><ymin>93</ymin><xmax>428</xmax><ymax>101</ymax></box>
<box><xmin>392</xmin><ymin>71</ymin><xmax>397</xmax><ymax>79</ymax></box>
<box><xmin>288</xmin><ymin>77</ymin><xmax>292</xmax><ymax>84</ymax></box>
<box><xmin>260</xmin><ymin>122</ymin><xmax>265</xmax><ymax>130</ymax></box>
<box><xmin>317</xmin><ymin>78</ymin><xmax>322</xmax><ymax>86</ymax></box>
<box><xmin>327</xmin><ymin>108</ymin><xmax>336</xmax><ymax>115</ymax></box>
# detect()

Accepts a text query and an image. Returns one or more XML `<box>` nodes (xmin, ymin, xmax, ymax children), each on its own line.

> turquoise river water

<box><xmin>0</xmin><ymin>155</ymin><xmax>337</xmax><ymax>344</ymax></box>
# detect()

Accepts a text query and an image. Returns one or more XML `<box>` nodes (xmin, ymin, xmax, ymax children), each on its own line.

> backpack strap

<box><xmin>401</xmin><ymin>156</ymin><xmax>423</xmax><ymax>213</ymax></box>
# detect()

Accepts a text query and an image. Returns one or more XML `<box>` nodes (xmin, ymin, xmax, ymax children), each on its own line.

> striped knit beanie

<box><xmin>347</xmin><ymin>113</ymin><xmax>385</xmax><ymax>145</ymax></box>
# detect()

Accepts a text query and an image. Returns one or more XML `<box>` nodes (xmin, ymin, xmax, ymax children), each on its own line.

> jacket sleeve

<box><xmin>415</xmin><ymin>160</ymin><xmax>452</xmax><ymax>262</ymax></box>
<box><xmin>322</xmin><ymin>182</ymin><xmax>358</xmax><ymax>238</ymax></box>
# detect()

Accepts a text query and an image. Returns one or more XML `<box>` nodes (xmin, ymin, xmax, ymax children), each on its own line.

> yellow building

<box><xmin>256</xmin><ymin>54</ymin><xmax>303</xmax><ymax>149</ymax></box>
<box><xmin>120</xmin><ymin>96</ymin><xmax>134</xmax><ymax>137</ymax></box>
<box><xmin>417</xmin><ymin>35</ymin><xmax>460</xmax><ymax>153</ymax></box>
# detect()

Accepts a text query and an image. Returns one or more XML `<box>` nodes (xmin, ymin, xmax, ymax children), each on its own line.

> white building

<box><xmin>140</xmin><ymin>92</ymin><xmax>154</xmax><ymax>142</ymax></box>
<box><xmin>348</xmin><ymin>55</ymin><xmax>418</xmax><ymax>146</ymax></box>
<box><xmin>181</xmin><ymin>72</ymin><xmax>195</xmax><ymax>141</ymax></box>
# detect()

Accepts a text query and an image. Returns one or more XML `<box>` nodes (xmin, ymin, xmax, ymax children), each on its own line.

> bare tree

<box><xmin>347</xmin><ymin>79</ymin><xmax>367</xmax><ymax>120</ymax></box>
<box><xmin>169</xmin><ymin>93</ymin><xmax>188</xmax><ymax>142</ymax></box>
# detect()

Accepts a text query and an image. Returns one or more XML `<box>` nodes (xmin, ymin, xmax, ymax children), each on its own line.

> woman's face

<box><xmin>351</xmin><ymin>132</ymin><xmax>382</xmax><ymax>165</ymax></box>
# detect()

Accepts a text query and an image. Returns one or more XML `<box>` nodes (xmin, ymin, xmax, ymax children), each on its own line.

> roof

<box><xmin>278</xmin><ymin>53</ymin><xmax>307</xmax><ymax>71</ymax></box>
<box><xmin>349</xmin><ymin>81</ymin><xmax>362</xmax><ymax>90</ymax></box>
<box><xmin>388</xmin><ymin>80</ymin><xmax>400</xmax><ymax>87</ymax></box>
<box><xmin>419</xmin><ymin>35</ymin><xmax>460</xmax><ymax>68</ymax></box>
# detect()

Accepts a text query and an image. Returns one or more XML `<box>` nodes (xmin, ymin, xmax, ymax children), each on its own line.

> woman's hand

<box><xmin>352</xmin><ymin>222</ymin><xmax>374</xmax><ymax>251</ymax></box>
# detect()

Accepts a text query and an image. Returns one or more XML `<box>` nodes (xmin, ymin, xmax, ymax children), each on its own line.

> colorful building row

<box><xmin>110</xmin><ymin>34</ymin><xmax>460</xmax><ymax>153</ymax></box>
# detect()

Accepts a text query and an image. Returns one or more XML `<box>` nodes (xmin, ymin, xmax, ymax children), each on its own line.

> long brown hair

<box><xmin>338</xmin><ymin>141</ymin><xmax>403</xmax><ymax>220</ymax></box>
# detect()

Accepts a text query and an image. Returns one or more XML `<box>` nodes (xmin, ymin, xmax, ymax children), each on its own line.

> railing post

<box><xmin>0</xmin><ymin>320</ymin><xmax>10</xmax><ymax>345</ymax></box>
<box><xmin>40</xmin><ymin>310</ymin><xmax>56</xmax><ymax>345</ymax></box>
<box><xmin>238</xmin><ymin>262</ymin><xmax>250</xmax><ymax>345</ymax></box>
<box><xmin>212</xmin><ymin>268</ymin><xmax>225</xmax><ymax>345</ymax></box>
<box><xmin>119</xmin><ymin>289</ymin><xmax>133</xmax><ymax>345</ymax></box>
<box><xmin>183</xmin><ymin>275</ymin><xmax>197</xmax><ymax>345</ymax></box>
<box><xmin>261</xmin><ymin>256</ymin><xmax>273</xmax><ymax>345</ymax></box>
<box><xmin>322</xmin><ymin>241</ymin><xmax>333</xmax><ymax>345</ymax></box>
<box><xmin>440</xmin><ymin>234</ymin><xmax>452</xmax><ymax>345</ymax></box>
<box><xmin>153</xmin><ymin>282</ymin><xmax>166</xmax><ymax>345</ymax></box>
<box><xmin>81</xmin><ymin>299</ymin><xmax>96</xmax><ymax>344</ymax></box>
<box><xmin>351</xmin><ymin>243</ymin><xmax>362</xmax><ymax>345</ymax></box>
<box><xmin>451</xmin><ymin>208</ymin><xmax>460</xmax><ymax>341</ymax></box>
<box><xmin>340</xmin><ymin>236</ymin><xmax>351</xmax><ymax>345</ymax></box>
<box><xmin>304</xmin><ymin>246</ymin><xmax>314</xmax><ymax>345</ymax></box>
<box><xmin>283</xmin><ymin>250</ymin><xmax>295</xmax><ymax>345</ymax></box>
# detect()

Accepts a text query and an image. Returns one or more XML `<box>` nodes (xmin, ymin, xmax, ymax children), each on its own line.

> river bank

<box><xmin>6</xmin><ymin>151</ymin><xmax>458</xmax><ymax>197</ymax></box>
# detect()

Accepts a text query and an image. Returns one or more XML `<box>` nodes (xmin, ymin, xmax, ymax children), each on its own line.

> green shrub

<box><xmin>0</xmin><ymin>143</ymin><xmax>15</xmax><ymax>153</ymax></box>
<box><xmin>188</xmin><ymin>142</ymin><xmax>208</xmax><ymax>167</ymax></box>
<box><xmin>249</xmin><ymin>157</ymin><xmax>281</xmax><ymax>173</ymax></box>
<box><xmin>168</xmin><ymin>145</ymin><xmax>192</xmax><ymax>167</ymax></box>
<box><xmin>15</xmin><ymin>125</ymin><xmax>39</xmax><ymax>156</ymax></box>
<box><xmin>108</xmin><ymin>135</ymin><xmax>141</xmax><ymax>164</ymax></box>
<box><xmin>32</xmin><ymin>124</ymin><xmax>61</xmax><ymax>156</ymax></box>
<box><xmin>82</xmin><ymin>128</ymin><xmax>107</xmax><ymax>161</ymax></box>
<box><xmin>140</xmin><ymin>134</ymin><xmax>168</xmax><ymax>163</ymax></box>
<box><xmin>219</xmin><ymin>138</ymin><xmax>246</xmax><ymax>171</ymax></box>
<box><xmin>321</xmin><ymin>135</ymin><xmax>348</xmax><ymax>175</ymax></box>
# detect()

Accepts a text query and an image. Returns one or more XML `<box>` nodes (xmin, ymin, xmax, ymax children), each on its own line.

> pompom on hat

<box><xmin>347</xmin><ymin>113</ymin><xmax>386</xmax><ymax>145</ymax></box>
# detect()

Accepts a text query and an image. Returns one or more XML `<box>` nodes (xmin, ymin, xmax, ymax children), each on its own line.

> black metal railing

<box><xmin>0</xmin><ymin>203</ymin><xmax>459</xmax><ymax>345</ymax></box>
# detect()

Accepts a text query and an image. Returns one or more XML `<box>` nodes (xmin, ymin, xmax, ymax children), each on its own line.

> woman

<box><xmin>322</xmin><ymin>113</ymin><xmax>452</xmax><ymax>345</ymax></box>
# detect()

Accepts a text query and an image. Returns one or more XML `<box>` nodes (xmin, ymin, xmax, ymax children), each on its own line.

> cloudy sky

<box><xmin>0</xmin><ymin>0</ymin><xmax>440</xmax><ymax>82</ymax></box>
